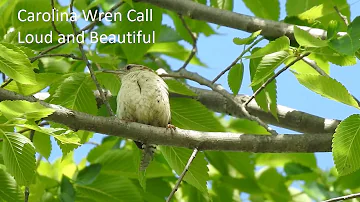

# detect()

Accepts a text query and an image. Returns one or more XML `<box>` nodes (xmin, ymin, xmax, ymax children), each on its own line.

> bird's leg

<box><xmin>166</xmin><ymin>123</ymin><xmax>176</xmax><ymax>134</ymax></box>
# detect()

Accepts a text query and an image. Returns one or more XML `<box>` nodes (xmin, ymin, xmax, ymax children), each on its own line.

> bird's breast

<box><xmin>117</xmin><ymin>72</ymin><xmax>171</xmax><ymax>127</ymax></box>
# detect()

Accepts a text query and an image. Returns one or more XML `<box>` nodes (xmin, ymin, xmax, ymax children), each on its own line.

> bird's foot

<box><xmin>166</xmin><ymin>124</ymin><xmax>176</xmax><ymax>133</ymax></box>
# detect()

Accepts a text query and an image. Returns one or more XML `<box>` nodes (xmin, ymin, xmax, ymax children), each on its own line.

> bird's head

<box><xmin>101</xmin><ymin>64</ymin><xmax>154</xmax><ymax>79</ymax></box>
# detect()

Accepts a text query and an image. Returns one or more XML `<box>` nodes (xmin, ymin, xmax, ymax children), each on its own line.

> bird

<box><xmin>102</xmin><ymin>64</ymin><xmax>172</xmax><ymax>171</ymax></box>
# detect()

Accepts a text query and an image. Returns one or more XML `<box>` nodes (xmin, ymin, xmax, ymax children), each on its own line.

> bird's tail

<box><xmin>140</xmin><ymin>144</ymin><xmax>156</xmax><ymax>171</ymax></box>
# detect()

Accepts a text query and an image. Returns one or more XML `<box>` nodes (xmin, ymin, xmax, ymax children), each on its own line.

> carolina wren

<box><xmin>103</xmin><ymin>64</ymin><xmax>171</xmax><ymax>171</ymax></box>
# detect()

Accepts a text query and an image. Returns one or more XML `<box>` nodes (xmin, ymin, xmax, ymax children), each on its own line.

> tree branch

<box><xmin>244</xmin><ymin>52</ymin><xmax>310</xmax><ymax>106</ymax></box>
<box><xmin>137</xmin><ymin>0</ymin><xmax>346</xmax><ymax>41</ymax></box>
<box><xmin>323</xmin><ymin>192</ymin><xmax>360</xmax><ymax>202</ymax></box>
<box><xmin>167</xmin><ymin>148</ymin><xmax>199</xmax><ymax>202</ymax></box>
<box><xmin>177</xmin><ymin>15</ymin><xmax>198</xmax><ymax>71</ymax></box>
<box><xmin>302</xmin><ymin>56</ymin><xmax>360</xmax><ymax>107</ymax></box>
<box><xmin>29</xmin><ymin>54</ymin><xmax>82</xmax><ymax>63</ymax></box>
<box><xmin>0</xmin><ymin>88</ymin><xmax>333</xmax><ymax>153</ymax></box>
<box><xmin>212</xmin><ymin>37</ymin><xmax>264</xmax><ymax>83</ymax></box>
<box><xmin>160</xmin><ymin>69</ymin><xmax>278</xmax><ymax>135</ymax></box>
<box><xmin>190</xmin><ymin>87</ymin><xmax>340</xmax><ymax>134</ymax></box>
<box><xmin>70</xmin><ymin>0</ymin><xmax>114</xmax><ymax>116</ymax></box>
<box><xmin>50</xmin><ymin>0</ymin><xmax>63</xmax><ymax>35</ymax></box>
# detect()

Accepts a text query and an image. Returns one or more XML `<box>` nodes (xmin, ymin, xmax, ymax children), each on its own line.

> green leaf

<box><xmin>4</xmin><ymin>73</ymin><xmax>61</xmax><ymax>96</ymax></box>
<box><xmin>223</xmin><ymin>152</ymin><xmax>255</xmax><ymax>178</ymax></box>
<box><xmin>333</xmin><ymin>114</ymin><xmax>360</xmax><ymax>175</ymax></box>
<box><xmin>256</xmin><ymin>153</ymin><xmax>317</xmax><ymax>168</ymax></box>
<box><xmin>257</xmin><ymin>167</ymin><xmax>291</xmax><ymax>202</ymax></box>
<box><xmin>16</xmin><ymin>124</ymin><xmax>81</xmax><ymax>156</ymax></box>
<box><xmin>294</xmin><ymin>26</ymin><xmax>327</xmax><ymax>47</ymax></box>
<box><xmin>75</xmin><ymin>174</ymin><xmax>143</xmax><ymax>202</ymax></box>
<box><xmin>243</xmin><ymin>0</ymin><xmax>280</xmax><ymax>20</ymax></box>
<box><xmin>229</xmin><ymin>119</ymin><xmax>269</xmax><ymax>135</ymax></box>
<box><xmin>116</xmin><ymin>3</ymin><xmax>162</xmax><ymax>62</ymax></box>
<box><xmin>1</xmin><ymin>131</ymin><xmax>36</xmax><ymax>186</ymax></box>
<box><xmin>76</xmin><ymin>164</ymin><xmax>102</xmax><ymax>185</ymax></box>
<box><xmin>210</xmin><ymin>0</ymin><xmax>233</xmax><ymax>11</ymax></box>
<box><xmin>316</xmin><ymin>47</ymin><xmax>356</xmax><ymax>66</ymax></box>
<box><xmin>211</xmin><ymin>178</ymin><xmax>239</xmax><ymax>202</ymax></box>
<box><xmin>51</xmin><ymin>73</ymin><xmax>98</xmax><ymax>115</ymax></box>
<box><xmin>284</xmin><ymin>162</ymin><xmax>313</xmax><ymax>176</ymax></box>
<box><xmin>87</xmin><ymin>139</ymin><xmax>119</xmax><ymax>163</ymax></box>
<box><xmin>95</xmin><ymin>149</ymin><xmax>173</xmax><ymax>178</ymax></box>
<box><xmin>0</xmin><ymin>167</ymin><xmax>23</xmax><ymax>202</ymax></box>
<box><xmin>182</xmin><ymin>183</ymin><xmax>210</xmax><ymax>201</ymax></box>
<box><xmin>228</xmin><ymin>63</ymin><xmax>244</xmax><ymax>95</ymax></box>
<box><xmin>96</xmin><ymin>72</ymin><xmax>121</xmax><ymax>96</ymax></box>
<box><xmin>0</xmin><ymin>43</ymin><xmax>36</xmax><ymax>84</ymax></box>
<box><xmin>294</xmin><ymin>74</ymin><xmax>359</xmax><ymax>109</ymax></box>
<box><xmin>158</xmin><ymin>25</ymin><xmax>182</xmax><ymax>43</ymax></box>
<box><xmin>328</xmin><ymin>16</ymin><xmax>360</xmax><ymax>55</ymax></box>
<box><xmin>55</xmin><ymin>131</ymin><xmax>81</xmax><ymax>157</ymax></box>
<box><xmin>233</xmin><ymin>30</ymin><xmax>261</xmax><ymax>45</ymax></box>
<box><xmin>148</xmin><ymin>42</ymin><xmax>207</xmax><ymax>67</ymax></box>
<box><xmin>167</xmin><ymin>12</ymin><xmax>216</xmax><ymax>44</ymax></box>
<box><xmin>60</xmin><ymin>175</ymin><xmax>75</xmax><ymax>202</ymax></box>
<box><xmin>32</xmin><ymin>132</ymin><xmax>52</xmax><ymax>159</ymax></box>
<box><xmin>0</xmin><ymin>100</ymin><xmax>55</xmax><ymax>121</ymax></box>
<box><xmin>144</xmin><ymin>178</ymin><xmax>172</xmax><ymax>202</ymax></box>
<box><xmin>37</xmin><ymin>153</ymin><xmax>77</xmax><ymax>181</ymax></box>
<box><xmin>165</xmin><ymin>80</ymin><xmax>197</xmax><ymax>96</ymax></box>
<box><xmin>288</xmin><ymin>53</ymin><xmax>330</xmax><ymax>75</ymax></box>
<box><xmin>170</xmin><ymin>98</ymin><xmax>225</xmax><ymax>132</ymax></box>
<box><xmin>123</xmin><ymin>0</ymin><xmax>133</xmax><ymax>7</ymax></box>
<box><xmin>249</xmin><ymin>50</ymin><xmax>278</xmax><ymax>118</ymax></box>
<box><xmin>246</xmin><ymin>36</ymin><xmax>290</xmax><ymax>59</ymax></box>
<box><xmin>251</xmin><ymin>50</ymin><xmax>290</xmax><ymax>86</ymax></box>
<box><xmin>41</xmin><ymin>58</ymin><xmax>72</xmax><ymax>73</ymax></box>
<box><xmin>289</xmin><ymin>2</ymin><xmax>350</xmax><ymax>31</ymax></box>
<box><xmin>159</xmin><ymin>146</ymin><xmax>209</xmax><ymax>193</ymax></box>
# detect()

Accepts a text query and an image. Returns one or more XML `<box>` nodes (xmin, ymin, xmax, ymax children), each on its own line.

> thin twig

<box><xmin>302</xmin><ymin>57</ymin><xmax>327</xmax><ymax>76</ymax></box>
<box><xmin>70</xmin><ymin>0</ymin><xmax>114</xmax><ymax>116</ymax></box>
<box><xmin>177</xmin><ymin>15</ymin><xmax>198</xmax><ymax>71</ymax></box>
<box><xmin>302</xmin><ymin>56</ymin><xmax>360</xmax><ymax>107</ymax></box>
<box><xmin>1</xmin><ymin>79</ymin><xmax>13</xmax><ymax>88</ymax></box>
<box><xmin>212</xmin><ymin>37</ymin><xmax>264</xmax><ymax>83</ymax></box>
<box><xmin>1</xmin><ymin>72</ymin><xmax>5</xmax><ymax>81</ymax></box>
<box><xmin>85</xmin><ymin>141</ymin><xmax>100</xmax><ymax>146</ymax></box>
<box><xmin>29</xmin><ymin>54</ymin><xmax>83</xmax><ymax>63</ymax></box>
<box><xmin>24</xmin><ymin>120</ymin><xmax>38</xmax><ymax>202</ymax></box>
<box><xmin>323</xmin><ymin>192</ymin><xmax>360</xmax><ymax>202</ymax></box>
<box><xmin>166</xmin><ymin>148</ymin><xmax>199</xmax><ymax>202</ymax></box>
<box><xmin>244</xmin><ymin>52</ymin><xmax>311</xmax><ymax>107</ymax></box>
<box><xmin>160</xmin><ymin>69</ymin><xmax>277</xmax><ymax>135</ymax></box>
<box><xmin>334</xmin><ymin>6</ymin><xmax>349</xmax><ymax>26</ymax></box>
<box><xmin>50</xmin><ymin>0</ymin><xmax>63</xmax><ymax>35</ymax></box>
<box><xmin>24</xmin><ymin>187</ymin><xmax>29</xmax><ymax>202</ymax></box>
<box><xmin>17</xmin><ymin>121</ymin><xmax>49</xmax><ymax>134</ymax></box>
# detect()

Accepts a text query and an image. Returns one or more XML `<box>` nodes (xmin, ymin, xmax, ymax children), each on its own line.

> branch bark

<box><xmin>0</xmin><ymin>88</ymin><xmax>332</xmax><ymax>152</ymax></box>
<box><xmin>191</xmin><ymin>87</ymin><xmax>340</xmax><ymax>134</ymax></box>
<box><xmin>137</xmin><ymin>0</ymin><xmax>346</xmax><ymax>41</ymax></box>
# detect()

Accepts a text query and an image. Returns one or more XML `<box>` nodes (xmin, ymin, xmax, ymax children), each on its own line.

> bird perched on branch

<box><xmin>102</xmin><ymin>64</ymin><xmax>172</xmax><ymax>171</ymax></box>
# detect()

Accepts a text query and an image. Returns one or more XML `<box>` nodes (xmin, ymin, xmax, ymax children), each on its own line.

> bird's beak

<box><xmin>101</xmin><ymin>69</ymin><xmax>124</xmax><ymax>74</ymax></box>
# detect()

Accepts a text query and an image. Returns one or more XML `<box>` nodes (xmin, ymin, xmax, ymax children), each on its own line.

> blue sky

<box><xmin>41</xmin><ymin>0</ymin><xmax>360</xmax><ymax>170</ymax></box>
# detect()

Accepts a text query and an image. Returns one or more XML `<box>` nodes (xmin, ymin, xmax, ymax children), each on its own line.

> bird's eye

<box><xmin>125</xmin><ymin>65</ymin><xmax>133</xmax><ymax>70</ymax></box>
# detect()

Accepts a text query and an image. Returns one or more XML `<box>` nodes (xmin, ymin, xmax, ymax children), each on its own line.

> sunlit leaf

<box><xmin>333</xmin><ymin>114</ymin><xmax>360</xmax><ymax>175</ymax></box>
